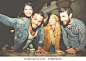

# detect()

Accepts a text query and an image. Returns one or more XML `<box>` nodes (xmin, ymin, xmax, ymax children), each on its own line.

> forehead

<box><xmin>24</xmin><ymin>5</ymin><xmax>32</xmax><ymax>9</ymax></box>
<box><xmin>33</xmin><ymin>13</ymin><xmax>43</xmax><ymax>21</ymax></box>
<box><xmin>50</xmin><ymin>16</ymin><xmax>55</xmax><ymax>19</ymax></box>
<box><xmin>60</xmin><ymin>11</ymin><xmax>68</xmax><ymax>16</ymax></box>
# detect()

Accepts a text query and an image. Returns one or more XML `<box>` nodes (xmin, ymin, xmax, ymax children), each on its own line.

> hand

<box><xmin>35</xmin><ymin>49</ymin><xmax>41</xmax><ymax>53</ymax></box>
<box><xmin>10</xmin><ymin>30</ymin><xmax>15</xmax><ymax>33</ymax></box>
<box><xmin>35</xmin><ymin>46</ymin><xmax>41</xmax><ymax>53</ymax></box>
<box><xmin>35</xmin><ymin>46</ymin><xmax>47</xmax><ymax>53</ymax></box>
<box><xmin>65</xmin><ymin>48</ymin><xmax>76</xmax><ymax>54</ymax></box>
<box><xmin>41</xmin><ymin>49</ymin><xmax>47</xmax><ymax>53</ymax></box>
<box><xmin>35</xmin><ymin>49</ymin><xmax>47</xmax><ymax>53</ymax></box>
<box><xmin>56</xmin><ymin>50</ymin><xmax>65</xmax><ymax>53</ymax></box>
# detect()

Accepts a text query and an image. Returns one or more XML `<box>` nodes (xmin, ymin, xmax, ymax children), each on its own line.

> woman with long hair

<box><xmin>10</xmin><ymin>2</ymin><xmax>34</xmax><ymax>33</ymax></box>
<box><xmin>0</xmin><ymin>2</ymin><xmax>34</xmax><ymax>51</ymax></box>
<box><xmin>18</xmin><ymin>2</ymin><xmax>34</xmax><ymax>19</ymax></box>
<box><xmin>43</xmin><ymin>14</ymin><xmax>63</xmax><ymax>52</ymax></box>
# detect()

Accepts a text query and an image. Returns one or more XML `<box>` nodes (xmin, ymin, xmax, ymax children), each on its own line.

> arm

<box><xmin>42</xmin><ymin>26</ymin><xmax>49</xmax><ymax>51</ymax></box>
<box><xmin>61</xmin><ymin>25</ymin><xmax>69</xmax><ymax>48</ymax></box>
<box><xmin>0</xmin><ymin>14</ymin><xmax>17</xmax><ymax>27</ymax></box>
<box><xmin>42</xmin><ymin>27</ymin><xmax>47</xmax><ymax>50</ymax></box>
<box><xmin>77</xmin><ymin>23</ymin><xmax>86</xmax><ymax>51</ymax></box>
<box><xmin>35</xmin><ymin>24</ymin><xmax>47</xmax><ymax>53</ymax></box>
<box><xmin>37</xmin><ymin>24</ymin><xmax>44</xmax><ymax>47</ymax></box>
<box><xmin>55</xmin><ymin>36</ymin><xmax>65</xmax><ymax>53</ymax></box>
<box><xmin>65</xmin><ymin>22</ymin><xmax>86</xmax><ymax>54</ymax></box>
<box><xmin>55</xmin><ymin>36</ymin><xmax>60</xmax><ymax>52</ymax></box>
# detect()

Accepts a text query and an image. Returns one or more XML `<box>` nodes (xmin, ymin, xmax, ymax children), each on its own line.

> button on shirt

<box><xmin>61</xmin><ymin>18</ymin><xmax>86</xmax><ymax>52</ymax></box>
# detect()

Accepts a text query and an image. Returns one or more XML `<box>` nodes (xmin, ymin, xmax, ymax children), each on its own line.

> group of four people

<box><xmin>0</xmin><ymin>2</ymin><xmax>86</xmax><ymax>54</ymax></box>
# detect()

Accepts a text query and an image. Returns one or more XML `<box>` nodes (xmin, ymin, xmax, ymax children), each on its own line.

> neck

<box><xmin>68</xmin><ymin>18</ymin><xmax>73</xmax><ymax>28</ymax></box>
<box><xmin>29</xmin><ymin>23</ymin><xmax>36</xmax><ymax>32</ymax></box>
<box><xmin>29</xmin><ymin>23</ymin><xmax>36</xmax><ymax>36</ymax></box>
<box><xmin>52</xmin><ymin>24</ymin><xmax>55</xmax><ymax>31</ymax></box>
<box><xmin>68</xmin><ymin>18</ymin><xmax>73</xmax><ymax>25</ymax></box>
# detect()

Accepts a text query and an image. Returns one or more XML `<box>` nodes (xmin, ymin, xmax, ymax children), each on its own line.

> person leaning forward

<box><xmin>0</xmin><ymin>10</ymin><xmax>47</xmax><ymax>53</ymax></box>
<box><xmin>59</xmin><ymin>6</ymin><xmax>86</xmax><ymax>54</ymax></box>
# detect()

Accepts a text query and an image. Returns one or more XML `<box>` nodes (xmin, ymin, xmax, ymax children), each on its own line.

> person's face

<box><xmin>49</xmin><ymin>17</ymin><xmax>56</xmax><ymax>25</ymax></box>
<box><xmin>23</xmin><ymin>5</ymin><xmax>33</xmax><ymax>17</ymax></box>
<box><xmin>31</xmin><ymin>13</ymin><xmax>43</xmax><ymax>29</ymax></box>
<box><xmin>60</xmin><ymin>11</ymin><xmax>70</xmax><ymax>25</ymax></box>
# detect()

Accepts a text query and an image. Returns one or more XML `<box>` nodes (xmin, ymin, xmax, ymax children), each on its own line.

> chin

<box><xmin>62</xmin><ymin>23</ymin><xmax>66</xmax><ymax>26</ymax></box>
<box><xmin>32</xmin><ymin>27</ymin><xmax>36</xmax><ymax>29</ymax></box>
<box><xmin>27</xmin><ymin>15</ymin><xmax>31</xmax><ymax>17</ymax></box>
<box><xmin>33</xmin><ymin>28</ymin><xmax>36</xmax><ymax>29</ymax></box>
<box><xmin>63</xmin><ymin>22</ymin><xmax>67</xmax><ymax>25</ymax></box>
<box><xmin>50</xmin><ymin>24</ymin><xmax>52</xmax><ymax>25</ymax></box>
<box><xmin>63</xmin><ymin>23</ymin><xmax>66</xmax><ymax>25</ymax></box>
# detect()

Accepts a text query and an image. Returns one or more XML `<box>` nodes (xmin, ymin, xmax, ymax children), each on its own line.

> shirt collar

<box><xmin>66</xmin><ymin>18</ymin><xmax>76</xmax><ymax>29</ymax></box>
<box><xmin>71</xmin><ymin>18</ymin><xmax>76</xmax><ymax>27</ymax></box>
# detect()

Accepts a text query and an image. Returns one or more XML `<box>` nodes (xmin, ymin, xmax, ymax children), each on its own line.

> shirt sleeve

<box><xmin>78</xmin><ymin>22</ymin><xmax>86</xmax><ymax>51</ymax></box>
<box><xmin>61</xmin><ymin>25</ymin><xmax>69</xmax><ymax>48</ymax></box>
<box><xmin>55</xmin><ymin>36</ymin><xmax>60</xmax><ymax>52</ymax></box>
<box><xmin>38</xmin><ymin>24</ymin><xmax>44</xmax><ymax>47</ymax></box>
<box><xmin>0</xmin><ymin>14</ymin><xmax>17</xmax><ymax>27</ymax></box>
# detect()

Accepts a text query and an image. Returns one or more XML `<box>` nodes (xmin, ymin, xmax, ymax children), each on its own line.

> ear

<box><xmin>69</xmin><ymin>13</ymin><xmax>72</xmax><ymax>18</ymax></box>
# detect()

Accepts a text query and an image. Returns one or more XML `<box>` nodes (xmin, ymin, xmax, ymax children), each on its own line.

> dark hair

<box><xmin>32</xmin><ymin>11</ymin><xmax>44</xmax><ymax>24</ymax></box>
<box><xmin>59</xmin><ymin>6</ymin><xmax>73</xmax><ymax>16</ymax></box>
<box><xmin>18</xmin><ymin>2</ymin><xmax>34</xmax><ymax>18</ymax></box>
<box><xmin>33</xmin><ymin>11</ymin><xmax>44</xmax><ymax>18</ymax></box>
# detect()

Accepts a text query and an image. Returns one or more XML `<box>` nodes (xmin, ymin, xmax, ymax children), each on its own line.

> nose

<box><xmin>27</xmin><ymin>10</ymin><xmax>30</xmax><ymax>13</ymax></box>
<box><xmin>27</xmin><ymin>9</ymin><xmax>31</xmax><ymax>12</ymax></box>
<box><xmin>35</xmin><ymin>21</ymin><xmax>38</xmax><ymax>25</ymax></box>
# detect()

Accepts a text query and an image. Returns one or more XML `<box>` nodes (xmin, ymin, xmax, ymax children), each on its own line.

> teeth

<box><xmin>27</xmin><ymin>13</ymin><xmax>31</xmax><ymax>15</ymax></box>
<box><xmin>34</xmin><ymin>24</ymin><xmax>37</xmax><ymax>27</ymax></box>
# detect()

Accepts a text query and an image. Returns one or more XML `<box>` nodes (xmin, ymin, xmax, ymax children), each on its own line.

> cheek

<box><xmin>49</xmin><ymin>19</ymin><xmax>53</xmax><ymax>22</ymax></box>
<box><xmin>38</xmin><ymin>22</ymin><xmax>41</xmax><ymax>26</ymax></box>
<box><xmin>66</xmin><ymin>18</ymin><xmax>69</xmax><ymax>21</ymax></box>
<box><xmin>30</xmin><ymin>10</ymin><xmax>33</xmax><ymax>13</ymax></box>
<box><xmin>51</xmin><ymin>20</ymin><xmax>54</xmax><ymax>23</ymax></box>
<box><xmin>24</xmin><ymin>10</ymin><xmax>27</xmax><ymax>13</ymax></box>
<box><xmin>49</xmin><ymin>20</ymin><xmax>50</xmax><ymax>23</ymax></box>
<box><xmin>54</xmin><ymin>21</ymin><xmax>56</xmax><ymax>23</ymax></box>
<box><xmin>32</xmin><ymin>20</ymin><xmax>35</xmax><ymax>23</ymax></box>
<box><xmin>31</xmin><ymin>19</ymin><xmax>34</xmax><ymax>23</ymax></box>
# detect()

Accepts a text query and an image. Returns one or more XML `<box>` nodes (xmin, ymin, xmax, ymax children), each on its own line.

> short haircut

<box><xmin>33</xmin><ymin>11</ymin><xmax>44</xmax><ymax>18</ymax></box>
<box><xmin>59</xmin><ymin>6</ymin><xmax>73</xmax><ymax>15</ymax></box>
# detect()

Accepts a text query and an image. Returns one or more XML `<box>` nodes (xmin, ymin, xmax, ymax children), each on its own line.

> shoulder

<box><xmin>17</xmin><ymin>17</ymin><xmax>26</xmax><ymax>24</ymax></box>
<box><xmin>43</xmin><ymin>26</ymin><xmax>48</xmax><ymax>29</ymax></box>
<box><xmin>73</xmin><ymin>18</ymin><xmax>85</xmax><ymax>30</ymax></box>
<box><xmin>43</xmin><ymin>26</ymin><xmax>49</xmax><ymax>31</ymax></box>
<box><xmin>73</xmin><ymin>18</ymin><xmax>85</xmax><ymax>26</ymax></box>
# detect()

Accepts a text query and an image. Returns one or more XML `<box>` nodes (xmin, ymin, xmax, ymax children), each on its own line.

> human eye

<box><xmin>39</xmin><ymin>21</ymin><xmax>41</xmax><ymax>22</ymax></box>
<box><xmin>38</xmin><ymin>20</ymin><xmax>42</xmax><ymax>23</ymax></box>
<box><xmin>24</xmin><ymin>8</ymin><xmax>27</xmax><ymax>10</ymax></box>
<box><xmin>29</xmin><ymin>9</ymin><xmax>32</xmax><ymax>10</ymax></box>
<box><xmin>34</xmin><ymin>18</ymin><xmax>37</xmax><ymax>20</ymax></box>
<box><xmin>62</xmin><ymin>15</ymin><xmax>66</xmax><ymax>18</ymax></box>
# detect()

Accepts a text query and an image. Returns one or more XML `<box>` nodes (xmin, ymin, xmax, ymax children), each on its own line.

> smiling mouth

<box><xmin>27</xmin><ymin>13</ymin><xmax>31</xmax><ymax>15</ymax></box>
<box><xmin>63</xmin><ymin>21</ymin><xmax>66</xmax><ymax>23</ymax></box>
<box><xmin>33</xmin><ymin>24</ymin><xmax>37</xmax><ymax>27</ymax></box>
